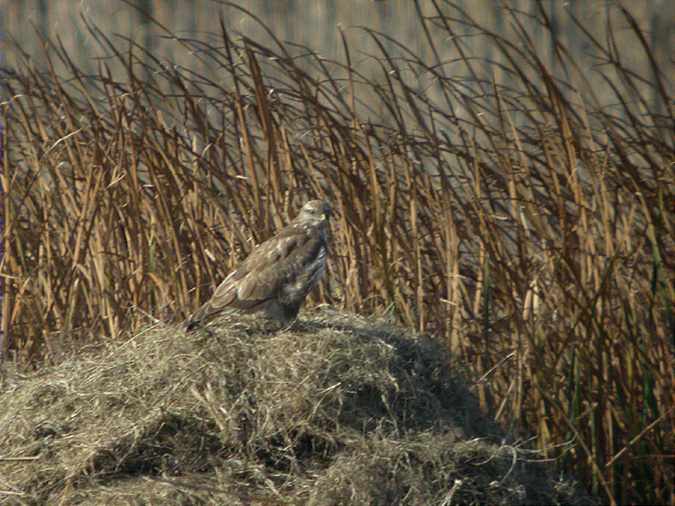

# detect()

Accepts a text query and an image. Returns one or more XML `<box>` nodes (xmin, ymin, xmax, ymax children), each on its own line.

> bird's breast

<box><xmin>283</xmin><ymin>244</ymin><xmax>327</xmax><ymax>301</ymax></box>
<box><xmin>305</xmin><ymin>245</ymin><xmax>327</xmax><ymax>283</ymax></box>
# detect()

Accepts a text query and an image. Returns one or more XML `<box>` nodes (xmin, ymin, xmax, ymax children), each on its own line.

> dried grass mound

<box><xmin>0</xmin><ymin>311</ymin><xmax>594</xmax><ymax>505</ymax></box>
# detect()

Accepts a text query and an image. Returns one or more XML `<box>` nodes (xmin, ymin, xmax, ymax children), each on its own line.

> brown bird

<box><xmin>185</xmin><ymin>200</ymin><xmax>332</xmax><ymax>330</ymax></box>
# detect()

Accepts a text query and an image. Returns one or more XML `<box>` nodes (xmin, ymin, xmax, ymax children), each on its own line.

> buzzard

<box><xmin>185</xmin><ymin>200</ymin><xmax>332</xmax><ymax>330</ymax></box>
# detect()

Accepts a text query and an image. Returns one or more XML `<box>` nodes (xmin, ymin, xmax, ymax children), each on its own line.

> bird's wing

<box><xmin>206</xmin><ymin>225</ymin><xmax>323</xmax><ymax>311</ymax></box>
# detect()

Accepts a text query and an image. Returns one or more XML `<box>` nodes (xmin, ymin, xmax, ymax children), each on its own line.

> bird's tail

<box><xmin>184</xmin><ymin>316</ymin><xmax>201</xmax><ymax>331</ymax></box>
<box><xmin>185</xmin><ymin>277</ymin><xmax>237</xmax><ymax>331</ymax></box>
<box><xmin>184</xmin><ymin>305</ymin><xmax>208</xmax><ymax>331</ymax></box>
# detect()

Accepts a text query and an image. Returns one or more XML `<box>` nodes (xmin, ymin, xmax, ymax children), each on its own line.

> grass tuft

<box><xmin>0</xmin><ymin>311</ymin><xmax>593</xmax><ymax>505</ymax></box>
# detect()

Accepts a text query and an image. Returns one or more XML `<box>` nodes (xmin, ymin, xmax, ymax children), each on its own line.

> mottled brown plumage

<box><xmin>185</xmin><ymin>200</ymin><xmax>331</xmax><ymax>330</ymax></box>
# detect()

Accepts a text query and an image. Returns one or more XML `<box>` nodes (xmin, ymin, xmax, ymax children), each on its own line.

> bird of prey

<box><xmin>185</xmin><ymin>199</ymin><xmax>332</xmax><ymax>330</ymax></box>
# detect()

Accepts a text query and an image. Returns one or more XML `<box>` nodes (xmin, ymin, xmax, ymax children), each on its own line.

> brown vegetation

<box><xmin>1</xmin><ymin>3</ymin><xmax>672</xmax><ymax>505</ymax></box>
<box><xmin>0</xmin><ymin>311</ymin><xmax>593</xmax><ymax>504</ymax></box>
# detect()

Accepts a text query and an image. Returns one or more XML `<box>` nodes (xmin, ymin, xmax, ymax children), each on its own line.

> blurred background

<box><xmin>1</xmin><ymin>0</ymin><xmax>672</xmax><ymax>113</ymax></box>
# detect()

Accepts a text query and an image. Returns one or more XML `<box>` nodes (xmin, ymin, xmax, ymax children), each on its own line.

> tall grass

<box><xmin>2</xmin><ymin>3</ymin><xmax>672</xmax><ymax>504</ymax></box>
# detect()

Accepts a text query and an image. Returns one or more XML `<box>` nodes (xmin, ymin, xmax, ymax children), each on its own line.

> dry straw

<box><xmin>0</xmin><ymin>311</ymin><xmax>593</xmax><ymax>504</ymax></box>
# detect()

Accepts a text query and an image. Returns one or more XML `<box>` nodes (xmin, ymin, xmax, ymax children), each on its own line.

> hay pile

<box><xmin>0</xmin><ymin>311</ymin><xmax>593</xmax><ymax>505</ymax></box>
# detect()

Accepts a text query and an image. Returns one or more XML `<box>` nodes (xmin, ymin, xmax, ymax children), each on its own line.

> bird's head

<box><xmin>296</xmin><ymin>199</ymin><xmax>332</xmax><ymax>224</ymax></box>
